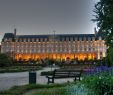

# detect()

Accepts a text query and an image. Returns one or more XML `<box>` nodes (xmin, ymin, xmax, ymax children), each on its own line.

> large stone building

<box><xmin>1</xmin><ymin>29</ymin><xmax>106</xmax><ymax>61</ymax></box>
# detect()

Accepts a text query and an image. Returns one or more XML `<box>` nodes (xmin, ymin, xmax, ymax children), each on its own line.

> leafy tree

<box><xmin>106</xmin><ymin>47</ymin><xmax>113</xmax><ymax>66</ymax></box>
<box><xmin>93</xmin><ymin>0</ymin><xmax>113</xmax><ymax>47</ymax></box>
<box><xmin>0</xmin><ymin>53</ymin><xmax>12</xmax><ymax>67</ymax></box>
<box><xmin>93</xmin><ymin>0</ymin><xmax>113</xmax><ymax>65</ymax></box>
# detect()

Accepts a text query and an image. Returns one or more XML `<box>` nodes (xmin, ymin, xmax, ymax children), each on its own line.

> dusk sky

<box><xmin>0</xmin><ymin>0</ymin><xmax>98</xmax><ymax>42</ymax></box>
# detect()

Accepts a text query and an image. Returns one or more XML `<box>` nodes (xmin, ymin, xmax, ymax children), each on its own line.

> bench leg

<box><xmin>48</xmin><ymin>78</ymin><xmax>50</xmax><ymax>84</ymax></box>
<box><xmin>74</xmin><ymin>77</ymin><xmax>76</xmax><ymax>81</ymax></box>
<box><xmin>48</xmin><ymin>78</ymin><xmax>54</xmax><ymax>84</ymax></box>
<box><xmin>74</xmin><ymin>77</ymin><xmax>81</xmax><ymax>82</ymax></box>
<box><xmin>52</xmin><ymin>78</ymin><xmax>54</xmax><ymax>83</ymax></box>
<box><xmin>78</xmin><ymin>77</ymin><xmax>81</xmax><ymax>81</ymax></box>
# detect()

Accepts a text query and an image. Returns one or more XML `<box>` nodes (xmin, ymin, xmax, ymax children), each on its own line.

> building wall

<box><xmin>1</xmin><ymin>34</ymin><xmax>106</xmax><ymax>61</ymax></box>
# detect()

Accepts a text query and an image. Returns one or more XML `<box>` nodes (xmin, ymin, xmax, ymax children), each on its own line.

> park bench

<box><xmin>46</xmin><ymin>69</ymin><xmax>83</xmax><ymax>84</ymax></box>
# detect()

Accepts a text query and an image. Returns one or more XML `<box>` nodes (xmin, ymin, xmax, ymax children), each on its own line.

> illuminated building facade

<box><xmin>1</xmin><ymin>29</ymin><xmax>106</xmax><ymax>61</ymax></box>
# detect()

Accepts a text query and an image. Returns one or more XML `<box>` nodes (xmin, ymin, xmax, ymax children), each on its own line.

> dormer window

<box><xmin>79</xmin><ymin>37</ymin><xmax>82</xmax><ymax>41</ymax></box>
<box><xmin>92</xmin><ymin>37</ymin><xmax>95</xmax><ymax>41</ymax></box>
<box><xmin>66</xmin><ymin>37</ymin><xmax>69</xmax><ymax>41</ymax></box>
<box><xmin>84</xmin><ymin>37</ymin><xmax>86</xmax><ymax>41</ymax></box>
<box><xmin>70</xmin><ymin>37</ymin><xmax>73</xmax><ymax>41</ymax></box>
<box><xmin>36</xmin><ymin>38</ymin><xmax>39</xmax><ymax>42</ymax></box>
<box><xmin>75</xmin><ymin>37</ymin><xmax>77</xmax><ymax>41</ymax></box>
<box><xmin>99</xmin><ymin>36</ymin><xmax>102</xmax><ymax>40</ymax></box>
<box><xmin>88</xmin><ymin>37</ymin><xmax>91</xmax><ymax>41</ymax></box>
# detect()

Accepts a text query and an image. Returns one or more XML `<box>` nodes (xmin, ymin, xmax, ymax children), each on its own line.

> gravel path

<box><xmin>0</xmin><ymin>67</ymin><xmax>73</xmax><ymax>91</ymax></box>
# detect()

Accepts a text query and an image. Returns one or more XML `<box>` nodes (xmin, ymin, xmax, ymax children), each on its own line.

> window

<box><xmin>89</xmin><ymin>48</ymin><xmax>91</xmax><ymax>51</ymax></box>
<box><xmin>28</xmin><ymin>38</ymin><xmax>30</xmax><ymax>42</ymax></box>
<box><xmin>84</xmin><ymin>37</ymin><xmax>86</xmax><ymax>41</ymax></box>
<box><xmin>75</xmin><ymin>47</ymin><xmax>78</xmax><ymax>51</ymax></box>
<box><xmin>66</xmin><ymin>37</ymin><xmax>69</xmax><ymax>41</ymax></box>
<box><xmin>80</xmin><ymin>47</ymin><xmax>82</xmax><ymax>51</ymax></box>
<box><xmin>93</xmin><ymin>48</ymin><xmax>95</xmax><ymax>51</ymax></box>
<box><xmin>92</xmin><ymin>37</ymin><xmax>95</xmax><ymax>41</ymax></box>
<box><xmin>70</xmin><ymin>37</ymin><xmax>73</xmax><ymax>41</ymax></box>
<box><xmin>45</xmin><ymin>38</ymin><xmax>47</xmax><ymax>41</ymax></box>
<box><xmin>61</xmin><ymin>38</ymin><xmax>63</xmax><ymax>41</ymax></box>
<box><xmin>23</xmin><ymin>38</ymin><xmax>26</xmax><ymax>42</ymax></box>
<box><xmin>40</xmin><ymin>38</ymin><xmax>43</xmax><ymax>42</ymax></box>
<box><xmin>36</xmin><ymin>38</ymin><xmax>39</xmax><ymax>42</ymax></box>
<box><xmin>79</xmin><ymin>37</ymin><xmax>82</xmax><ymax>41</ymax></box>
<box><xmin>84</xmin><ymin>47</ymin><xmax>86</xmax><ymax>51</ymax></box>
<box><xmin>99</xmin><ymin>36</ymin><xmax>102</xmax><ymax>40</ymax></box>
<box><xmin>49</xmin><ymin>48</ymin><xmax>51</xmax><ymax>52</ymax></box>
<box><xmin>88</xmin><ymin>37</ymin><xmax>91</xmax><ymax>41</ymax></box>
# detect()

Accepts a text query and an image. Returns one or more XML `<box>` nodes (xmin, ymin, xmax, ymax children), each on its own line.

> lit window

<box><xmin>89</xmin><ymin>48</ymin><xmax>91</xmax><ymax>51</ymax></box>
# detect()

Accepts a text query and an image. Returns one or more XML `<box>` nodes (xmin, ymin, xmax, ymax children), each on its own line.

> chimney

<box><xmin>14</xmin><ymin>28</ymin><xmax>17</xmax><ymax>36</ymax></box>
<box><xmin>94</xmin><ymin>27</ymin><xmax>98</xmax><ymax>35</ymax></box>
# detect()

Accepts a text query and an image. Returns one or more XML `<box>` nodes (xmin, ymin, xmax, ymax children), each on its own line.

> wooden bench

<box><xmin>46</xmin><ymin>69</ymin><xmax>82</xmax><ymax>84</ymax></box>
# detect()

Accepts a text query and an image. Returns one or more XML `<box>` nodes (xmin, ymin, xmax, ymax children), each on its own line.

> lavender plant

<box><xmin>82</xmin><ymin>66</ymin><xmax>113</xmax><ymax>95</ymax></box>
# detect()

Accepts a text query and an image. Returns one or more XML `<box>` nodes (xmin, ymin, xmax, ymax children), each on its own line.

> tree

<box><xmin>0</xmin><ymin>53</ymin><xmax>12</xmax><ymax>67</ymax></box>
<box><xmin>106</xmin><ymin>47</ymin><xmax>113</xmax><ymax>66</ymax></box>
<box><xmin>93</xmin><ymin>0</ymin><xmax>113</xmax><ymax>47</ymax></box>
<box><xmin>93</xmin><ymin>0</ymin><xmax>113</xmax><ymax>65</ymax></box>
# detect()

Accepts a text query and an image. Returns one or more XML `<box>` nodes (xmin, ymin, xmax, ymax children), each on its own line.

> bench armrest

<box><xmin>46</xmin><ymin>76</ymin><xmax>53</xmax><ymax>78</ymax></box>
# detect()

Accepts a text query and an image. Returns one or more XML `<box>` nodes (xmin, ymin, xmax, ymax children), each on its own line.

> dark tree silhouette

<box><xmin>0</xmin><ymin>53</ymin><xmax>12</xmax><ymax>67</ymax></box>
<box><xmin>93</xmin><ymin>0</ymin><xmax>113</xmax><ymax>66</ymax></box>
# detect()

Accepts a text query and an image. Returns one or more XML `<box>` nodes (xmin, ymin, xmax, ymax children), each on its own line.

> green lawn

<box><xmin>23</xmin><ymin>87</ymin><xmax>66</xmax><ymax>95</ymax></box>
<box><xmin>0</xmin><ymin>84</ymin><xmax>68</xmax><ymax>95</ymax></box>
<box><xmin>0</xmin><ymin>66</ymin><xmax>42</xmax><ymax>73</ymax></box>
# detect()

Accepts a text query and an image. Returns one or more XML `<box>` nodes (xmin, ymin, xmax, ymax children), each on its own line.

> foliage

<box><xmin>0</xmin><ymin>53</ymin><xmax>12</xmax><ymax>67</ymax></box>
<box><xmin>82</xmin><ymin>66</ymin><xmax>113</xmax><ymax>95</ymax></box>
<box><xmin>66</xmin><ymin>83</ymin><xmax>94</xmax><ymax>95</ymax></box>
<box><xmin>0</xmin><ymin>66</ymin><xmax>42</xmax><ymax>73</ymax></box>
<box><xmin>24</xmin><ymin>87</ymin><xmax>66</xmax><ymax>95</ymax></box>
<box><xmin>0</xmin><ymin>83</ymin><xmax>67</xmax><ymax>95</ymax></box>
<box><xmin>106</xmin><ymin>47</ymin><xmax>113</xmax><ymax>66</ymax></box>
<box><xmin>92</xmin><ymin>0</ymin><xmax>113</xmax><ymax>47</ymax></box>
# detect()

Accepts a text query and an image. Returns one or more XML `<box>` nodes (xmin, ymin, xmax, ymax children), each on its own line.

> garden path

<box><xmin>0</xmin><ymin>67</ymin><xmax>73</xmax><ymax>91</ymax></box>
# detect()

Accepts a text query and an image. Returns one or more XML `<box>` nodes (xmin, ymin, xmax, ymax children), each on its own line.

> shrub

<box><xmin>66</xmin><ymin>83</ymin><xmax>94</xmax><ymax>95</ymax></box>
<box><xmin>82</xmin><ymin>69</ymin><xmax>113</xmax><ymax>95</ymax></box>
<box><xmin>0</xmin><ymin>53</ymin><xmax>12</xmax><ymax>67</ymax></box>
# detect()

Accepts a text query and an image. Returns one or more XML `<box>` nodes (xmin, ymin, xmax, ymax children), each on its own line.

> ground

<box><xmin>0</xmin><ymin>67</ymin><xmax>73</xmax><ymax>91</ymax></box>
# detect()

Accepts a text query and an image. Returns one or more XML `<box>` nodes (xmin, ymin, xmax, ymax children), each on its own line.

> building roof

<box><xmin>3</xmin><ymin>33</ymin><xmax>15</xmax><ymax>38</ymax></box>
<box><xmin>16</xmin><ymin>34</ymin><xmax>95</xmax><ymax>38</ymax></box>
<box><xmin>2</xmin><ymin>32</ymin><xmax>104</xmax><ymax>41</ymax></box>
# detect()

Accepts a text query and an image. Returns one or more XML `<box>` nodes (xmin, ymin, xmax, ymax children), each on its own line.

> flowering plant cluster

<box><xmin>84</xmin><ymin>66</ymin><xmax>113</xmax><ymax>76</ymax></box>
<box><xmin>66</xmin><ymin>66</ymin><xmax>113</xmax><ymax>95</ymax></box>
<box><xmin>81</xmin><ymin>66</ymin><xmax>113</xmax><ymax>95</ymax></box>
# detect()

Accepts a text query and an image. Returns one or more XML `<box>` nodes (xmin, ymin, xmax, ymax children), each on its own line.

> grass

<box><xmin>0</xmin><ymin>83</ymin><xmax>68</xmax><ymax>95</ymax></box>
<box><xmin>0</xmin><ymin>66</ymin><xmax>42</xmax><ymax>73</ymax></box>
<box><xmin>23</xmin><ymin>87</ymin><xmax>67</xmax><ymax>95</ymax></box>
